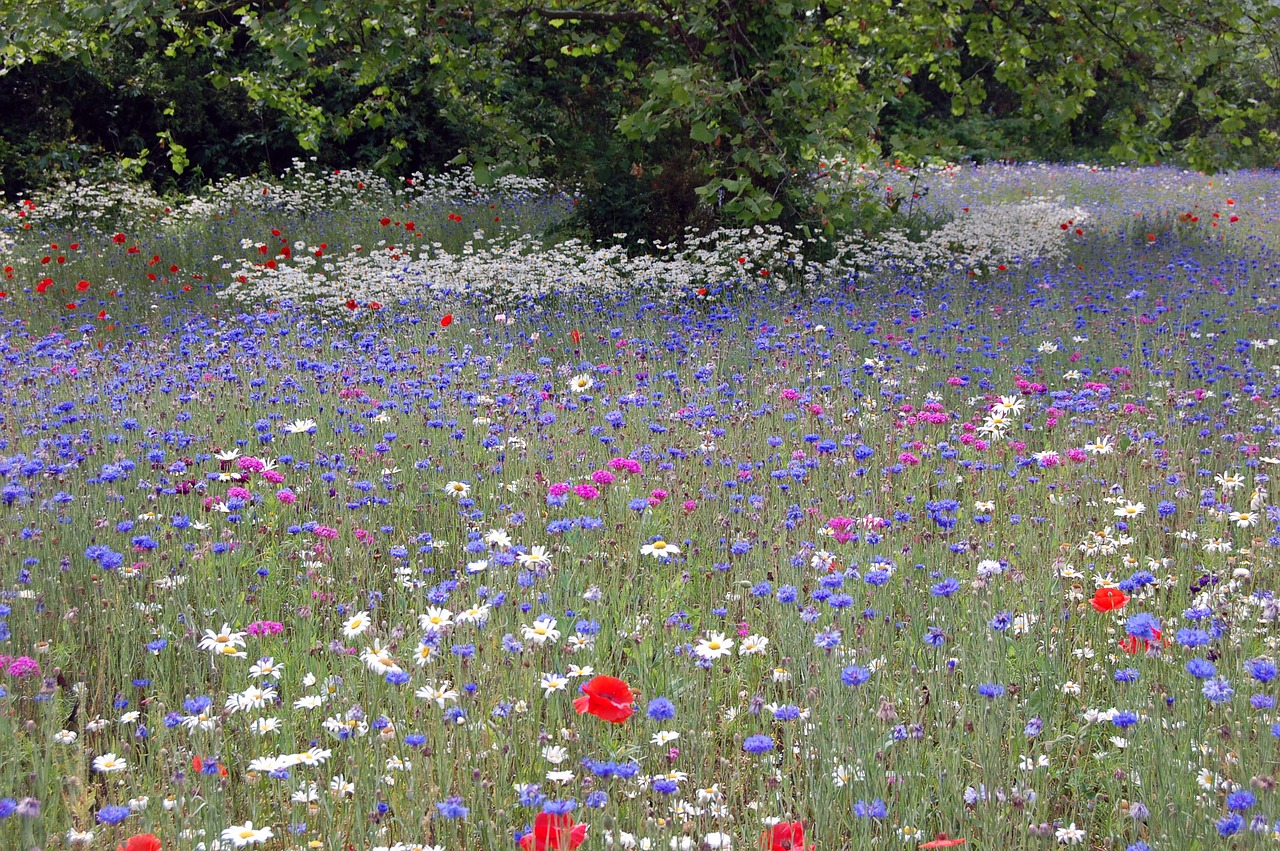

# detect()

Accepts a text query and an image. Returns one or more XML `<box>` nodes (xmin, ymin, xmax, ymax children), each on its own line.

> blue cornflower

<box><xmin>1217</xmin><ymin>812</ymin><xmax>1244</xmax><ymax>837</ymax></box>
<box><xmin>647</xmin><ymin>697</ymin><xmax>675</xmax><ymax>721</ymax></box>
<box><xmin>1226</xmin><ymin>790</ymin><xmax>1255</xmax><ymax>811</ymax></box>
<box><xmin>853</xmin><ymin>798</ymin><xmax>887</xmax><ymax>818</ymax></box>
<box><xmin>814</xmin><ymin>629</ymin><xmax>842</xmax><ymax>650</ymax></box>
<box><xmin>989</xmin><ymin>612</ymin><xmax>1013</xmax><ymax>631</ymax></box>
<box><xmin>1114</xmin><ymin>668</ymin><xmax>1140</xmax><ymax>683</ymax></box>
<box><xmin>1176</xmin><ymin>628</ymin><xmax>1211</xmax><ymax>648</ymax></box>
<box><xmin>542</xmin><ymin>799</ymin><xmax>576</xmax><ymax>815</ymax></box>
<box><xmin>1125</xmin><ymin>613</ymin><xmax>1161</xmax><ymax>640</ymax></box>
<box><xmin>97</xmin><ymin>804</ymin><xmax>132</xmax><ymax>825</ymax></box>
<box><xmin>1202</xmin><ymin>678</ymin><xmax>1235</xmax><ymax>703</ymax></box>
<box><xmin>435</xmin><ymin>797</ymin><xmax>469</xmax><ymax>819</ymax></box>
<box><xmin>1247</xmin><ymin>658</ymin><xmax>1277</xmax><ymax>683</ymax></box>
<box><xmin>977</xmin><ymin>683</ymin><xmax>1005</xmax><ymax>699</ymax></box>
<box><xmin>841</xmin><ymin>665</ymin><xmax>871</xmax><ymax>687</ymax></box>
<box><xmin>864</xmin><ymin>569</ymin><xmax>891</xmax><ymax>586</ymax></box>
<box><xmin>1186</xmin><ymin>658</ymin><xmax>1217</xmax><ymax>679</ymax></box>
<box><xmin>742</xmin><ymin>735</ymin><xmax>775</xmax><ymax>754</ymax></box>
<box><xmin>930</xmin><ymin>577</ymin><xmax>961</xmax><ymax>597</ymax></box>
<box><xmin>1111</xmin><ymin>711</ymin><xmax>1139</xmax><ymax>728</ymax></box>
<box><xmin>652</xmin><ymin>778</ymin><xmax>679</xmax><ymax>794</ymax></box>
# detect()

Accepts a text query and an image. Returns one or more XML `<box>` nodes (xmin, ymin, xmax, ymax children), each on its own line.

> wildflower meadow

<box><xmin>1</xmin><ymin>161</ymin><xmax>1280</xmax><ymax>851</ymax></box>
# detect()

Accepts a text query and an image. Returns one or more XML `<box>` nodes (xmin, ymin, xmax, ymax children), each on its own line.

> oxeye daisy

<box><xmin>342</xmin><ymin>611</ymin><xmax>372</xmax><ymax>639</ymax></box>
<box><xmin>640</xmin><ymin>539</ymin><xmax>681</xmax><ymax>558</ymax></box>
<box><xmin>443</xmin><ymin>480</ymin><xmax>471</xmax><ymax>498</ymax></box>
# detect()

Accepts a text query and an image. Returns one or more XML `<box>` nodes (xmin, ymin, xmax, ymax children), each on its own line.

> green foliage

<box><xmin>1</xmin><ymin>0</ymin><xmax>1277</xmax><ymax>225</ymax></box>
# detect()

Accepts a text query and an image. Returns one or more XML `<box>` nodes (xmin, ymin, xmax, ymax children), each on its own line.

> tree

<box><xmin>2</xmin><ymin>0</ymin><xmax>1276</xmax><ymax>226</ymax></box>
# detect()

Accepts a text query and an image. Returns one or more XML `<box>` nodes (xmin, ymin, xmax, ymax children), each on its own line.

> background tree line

<box><xmin>2</xmin><ymin>0</ymin><xmax>1277</xmax><ymax>239</ymax></box>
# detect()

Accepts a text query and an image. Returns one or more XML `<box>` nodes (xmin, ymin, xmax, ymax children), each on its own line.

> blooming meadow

<box><xmin>0</xmin><ymin>162</ymin><xmax>1279</xmax><ymax>850</ymax></box>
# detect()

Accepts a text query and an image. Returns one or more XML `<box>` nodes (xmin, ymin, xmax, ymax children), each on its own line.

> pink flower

<box><xmin>682</xmin><ymin>500</ymin><xmax>697</xmax><ymax>513</ymax></box>
<box><xmin>780</xmin><ymin>388</ymin><xmax>800</xmax><ymax>400</ymax></box>
<box><xmin>590</xmin><ymin>470</ymin><xmax>615</xmax><ymax>486</ymax></box>
<box><xmin>227</xmin><ymin>486</ymin><xmax>252</xmax><ymax>501</ymax></box>
<box><xmin>607</xmin><ymin>458</ymin><xmax>642</xmax><ymax>474</ymax></box>
<box><xmin>261</xmin><ymin>469</ymin><xmax>285</xmax><ymax>484</ymax></box>
<box><xmin>6</xmin><ymin>657</ymin><xmax>39</xmax><ymax>678</ymax></box>
<box><xmin>649</xmin><ymin>489</ymin><xmax>668</xmax><ymax>502</ymax></box>
<box><xmin>548</xmin><ymin>482</ymin><xmax>572</xmax><ymax>497</ymax></box>
<box><xmin>897</xmin><ymin>452</ymin><xmax>920</xmax><ymax>465</ymax></box>
<box><xmin>946</xmin><ymin>376</ymin><xmax>967</xmax><ymax>386</ymax></box>
<box><xmin>246</xmin><ymin>620</ymin><xmax>284</xmax><ymax>636</ymax></box>
<box><xmin>354</xmin><ymin>528</ymin><xmax>374</xmax><ymax>544</ymax></box>
<box><xmin>276</xmin><ymin>489</ymin><xmax>296</xmax><ymax>504</ymax></box>
<box><xmin>1067</xmin><ymin>448</ymin><xmax>1088</xmax><ymax>463</ymax></box>
<box><xmin>313</xmin><ymin>525</ymin><xmax>339</xmax><ymax>540</ymax></box>
<box><xmin>572</xmin><ymin>484</ymin><xmax>600</xmax><ymax>501</ymax></box>
<box><xmin>237</xmin><ymin>456</ymin><xmax>264</xmax><ymax>473</ymax></box>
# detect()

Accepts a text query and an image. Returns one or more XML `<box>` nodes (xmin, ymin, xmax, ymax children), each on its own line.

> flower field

<box><xmin>0</xmin><ymin>162</ymin><xmax>1279</xmax><ymax>850</ymax></box>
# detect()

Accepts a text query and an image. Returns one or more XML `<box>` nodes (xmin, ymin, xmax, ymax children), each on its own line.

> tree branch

<box><xmin>505</xmin><ymin>7</ymin><xmax>667</xmax><ymax>26</ymax></box>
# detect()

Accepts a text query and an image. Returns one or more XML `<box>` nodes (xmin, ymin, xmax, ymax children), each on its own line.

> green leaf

<box><xmin>472</xmin><ymin>162</ymin><xmax>493</xmax><ymax>185</ymax></box>
<box><xmin>690</xmin><ymin>122</ymin><xmax>715</xmax><ymax>144</ymax></box>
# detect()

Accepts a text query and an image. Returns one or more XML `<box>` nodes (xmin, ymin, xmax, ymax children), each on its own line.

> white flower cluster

<box><xmin>218</xmin><ymin>195</ymin><xmax>1085</xmax><ymax>310</ymax></box>
<box><xmin>165</xmin><ymin>159</ymin><xmax>398</xmax><ymax>223</ymax></box>
<box><xmin>2</xmin><ymin>175</ymin><xmax>168</xmax><ymax>228</ymax></box>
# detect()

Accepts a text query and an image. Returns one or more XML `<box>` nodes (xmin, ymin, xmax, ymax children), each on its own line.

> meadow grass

<box><xmin>0</xmin><ymin>163</ymin><xmax>1278</xmax><ymax>850</ymax></box>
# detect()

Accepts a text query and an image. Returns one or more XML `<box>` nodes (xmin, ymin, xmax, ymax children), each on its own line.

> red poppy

<box><xmin>920</xmin><ymin>836</ymin><xmax>967</xmax><ymax>848</ymax></box>
<box><xmin>112</xmin><ymin>233</ymin><xmax>127</xmax><ymax>244</ymax></box>
<box><xmin>380</xmin><ymin>217</ymin><xmax>392</xmax><ymax>226</ymax></box>
<box><xmin>519</xmin><ymin>813</ymin><xmax>588</xmax><ymax>850</ymax></box>
<box><xmin>440</xmin><ymin>313</ymin><xmax>453</xmax><ymax>327</ymax></box>
<box><xmin>37</xmin><ymin>278</ymin><xmax>52</xmax><ymax>293</ymax></box>
<box><xmin>76</xmin><ymin>279</ymin><xmax>90</xmax><ymax>291</ymax></box>
<box><xmin>368</xmin><ymin>301</ymin><xmax>382</xmax><ymax>310</ymax></box>
<box><xmin>345</xmin><ymin>299</ymin><xmax>358</xmax><ymax>310</ymax></box>
<box><xmin>572</xmin><ymin>675</ymin><xmax>634</xmax><ymax>723</ymax></box>
<box><xmin>570</xmin><ymin>329</ymin><xmax>580</xmax><ymax>345</ymax></box>
<box><xmin>762</xmin><ymin>821</ymin><xmax>813</xmax><ymax>851</ymax></box>
<box><xmin>696</xmin><ymin>287</ymin><xmax>708</xmax><ymax>296</ymax></box>
<box><xmin>192</xmin><ymin>755</ymin><xmax>203</xmax><ymax>773</ymax></box>
<box><xmin>1090</xmin><ymin>587</ymin><xmax>1129</xmax><ymax>613</ymax></box>
<box><xmin>118</xmin><ymin>834</ymin><xmax>162</xmax><ymax>851</ymax></box>
<box><xmin>1119</xmin><ymin>628</ymin><xmax>1162</xmax><ymax>655</ymax></box>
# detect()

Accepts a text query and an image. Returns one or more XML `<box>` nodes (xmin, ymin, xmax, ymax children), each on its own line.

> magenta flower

<box><xmin>7</xmin><ymin>657</ymin><xmax>39</xmax><ymax>678</ymax></box>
